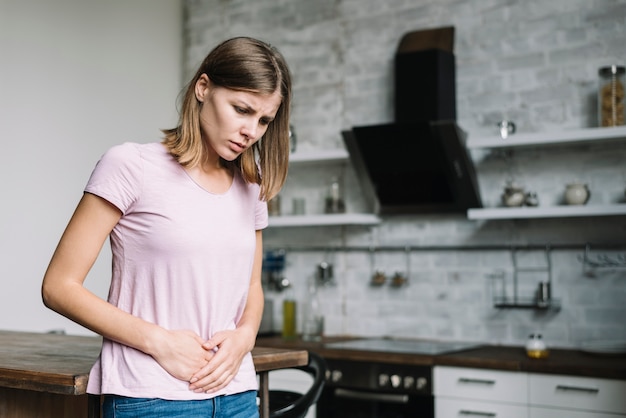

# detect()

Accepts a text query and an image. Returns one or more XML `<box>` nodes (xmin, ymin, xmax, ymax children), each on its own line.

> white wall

<box><xmin>0</xmin><ymin>0</ymin><xmax>182</xmax><ymax>335</ymax></box>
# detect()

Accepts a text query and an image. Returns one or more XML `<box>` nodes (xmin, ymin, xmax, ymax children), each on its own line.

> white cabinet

<box><xmin>434</xmin><ymin>366</ymin><xmax>528</xmax><ymax>418</ymax></box>
<box><xmin>268</xmin><ymin>149</ymin><xmax>381</xmax><ymax>227</ymax></box>
<box><xmin>435</xmin><ymin>366</ymin><xmax>626</xmax><ymax>418</ymax></box>
<box><xmin>529</xmin><ymin>373</ymin><xmax>626</xmax><ymax>417</ymax></box>
<box><xmin>267</xmin><ymin>368</ymin><xmax>316</xmax><ymax>418</ymax></box>
<box><xmin>466</xmin><ymin>125</ymin><xmax>626</xmax><ymax>220</ymax></box>
<box><xmin>437</xmin><ymin>398</ymin><xmax>528</xmax><ymax>418</ymax></box>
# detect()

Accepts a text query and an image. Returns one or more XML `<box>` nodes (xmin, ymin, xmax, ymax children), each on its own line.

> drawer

<box><xmin>434</xmin><ymin>366</ymin><xmax>528</xmax><ymax>403</ymax></box>
<box><xmin>530</xmin><ymin>406</ymin><xmax>626</xmax><ymax>418</ymax></box>
<box><xmin>529</xmin><ymin>373</ymin><xmax>626</xmax><ymax>414</ymax></box>
<box><xmin>436</xmin><ymin>398</ymin><xmax>528</xmax><ymax>418</ymax></box>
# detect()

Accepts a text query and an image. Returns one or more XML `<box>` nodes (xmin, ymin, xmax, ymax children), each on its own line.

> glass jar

<box><xmin>525</xmin><ymin>333</ymin><xmax>549</xmax><ymax>359</ymax></box>
<box><xmin>598</xmin><ymin>65</ymin><xmax>625</xmax><ymax>127</ymax></box>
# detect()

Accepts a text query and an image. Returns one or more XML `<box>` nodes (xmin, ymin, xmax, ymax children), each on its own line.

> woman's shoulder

<box><xmin>99</xmin><ymin>142</ymin><xmax>168</xmax><ymax>164</ymax></box>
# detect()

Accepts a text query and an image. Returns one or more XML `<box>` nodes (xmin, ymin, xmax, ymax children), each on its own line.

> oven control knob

<box><xmin>390</xmin><ymin>374</ymin><xmax>401</xmax><ymax>388</ymax></box>
<box><xmin>378</xmin><ymin>373</ymin><xmax>389</xmax><ymax>387</ymax></box>
<box><xmin>404</xmin><ymin>376</ymin><xmax>415</xmax><ymax>389</ymax></box>
<box><xmin>331</xmin><ymin>370</ymin><xmax>342</xmax><ymax>383</ymax></box>
<box><xmin>416</xmin><ymin>377</ymin><xmax>428</xmax><ymax>390</ymax></box>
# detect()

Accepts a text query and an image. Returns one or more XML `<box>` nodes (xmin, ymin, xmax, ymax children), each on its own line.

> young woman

<box><xmin>41</xmin><ymin>37</ymin><xmax>292</xmax><ymax>417</ymax></box>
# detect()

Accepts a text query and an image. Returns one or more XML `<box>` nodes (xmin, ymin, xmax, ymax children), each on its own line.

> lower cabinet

<box><xmin>529</xmin><ymin>373</ymin><xmax>626</xmax><ymax>418</ymax></box>
<box><xmin>435</xmin><ymin>366</ymin><xmax>626</xmax><ymax>418</ymax></box>
<box><xmin>268</xmin><ymin>368</ymin><xmax>316</xmax><ymax>418</ymax></box>
<box><xmin>434</xmin><ymin>366</ymin><xmax>528</xmax><ymax>418</ymax></box>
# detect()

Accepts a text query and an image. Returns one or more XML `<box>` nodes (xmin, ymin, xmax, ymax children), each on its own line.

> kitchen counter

<box><xmin>0</xmin><ymin>330</ymin><xmax>307</xmax><ymax>418</ymax></box>
<box><xmin>256</xmin><ymin>335</ymin><xmax>626</xmax><ymax>380</ymax></box>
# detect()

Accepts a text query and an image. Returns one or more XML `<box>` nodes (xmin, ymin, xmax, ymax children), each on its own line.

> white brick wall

<box><xmin>184</xmin><ymin>0</ymin><xmax>626</xmax><ymax>348</ymax></box>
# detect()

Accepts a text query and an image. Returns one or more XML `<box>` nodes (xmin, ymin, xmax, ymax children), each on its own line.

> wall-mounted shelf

<box><xmin>288</xmin><ymin>149</ymin><xmax>349</xmax><ymax>165</ymax></box>
<box><xmin>271</xmin><ymin>149</ymin><xmax>381</xmax><ymax>228</ymax></box>
<box><xmin>467</xmin><ymin>125</ymin><xmax>626</xmax><ymax>149</ymax></box>
<box><xmin>466</xmin><ymin>126</ymin><xmax>626</xmax><ymax>221</ymax></box>
<box><xmin>492</xmin><ymin>247</ymin><xmax>559</xmax><ymax>312</ymax></box>
<box><xmin>468</xmin><ymin>204</ymin><xmax>626</xmax><ymax>220</ymax></box>
<box><xmin>268</xmin><ymin>213</ymin><xmax>381</xmax><ymax>227</ymax></box>
<box><xmin>493</xmin><ymin>297</ymin><xmax>561</xmax><ymax>311</ymax></box>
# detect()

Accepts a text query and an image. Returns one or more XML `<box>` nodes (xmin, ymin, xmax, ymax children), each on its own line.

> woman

<box><xmin>41</xmin><ymin>37</ymin><xmax>291</xmax><ymax>417</ymax></box>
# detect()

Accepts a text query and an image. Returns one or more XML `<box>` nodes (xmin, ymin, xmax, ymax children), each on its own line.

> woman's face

<box><xmin>195</xmin><ymin>74</ymin><xmax>282</xmax><ymax>163</ymax></box>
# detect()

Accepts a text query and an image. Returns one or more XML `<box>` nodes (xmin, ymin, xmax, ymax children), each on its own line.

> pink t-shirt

<box><xmin>84</xmin><ymin>142</ymin><xmax>268</xmax><ymax>399</ymax></box>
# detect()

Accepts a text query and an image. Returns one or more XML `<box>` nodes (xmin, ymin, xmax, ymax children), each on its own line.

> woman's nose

<box><xmin>241</xmin><ymin>119</ymin><xmax>259</xmax><ymax>140</ymax></box>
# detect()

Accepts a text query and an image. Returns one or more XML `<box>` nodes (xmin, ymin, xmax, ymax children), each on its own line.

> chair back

<box><xmin>269</xmin><ymin>351</ymin><xmax>327</xmax><ymax>418</ymax></box>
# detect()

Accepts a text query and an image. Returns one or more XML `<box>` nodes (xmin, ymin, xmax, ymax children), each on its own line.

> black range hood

<box><xmin>342</xmin><ymin>120</ymin><xmax>482</xmax><ymax>215</ymax></box>
<box><xmin>342</xmin><ymin>27</ymin><xmax>482</xmax><ymax>215</ymax></box>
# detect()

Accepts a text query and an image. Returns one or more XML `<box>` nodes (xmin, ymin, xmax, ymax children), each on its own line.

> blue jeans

<box><xmin>102</xmin><ymin>390</ymin><xmax>259</xmax><ymax>418</ymax></box>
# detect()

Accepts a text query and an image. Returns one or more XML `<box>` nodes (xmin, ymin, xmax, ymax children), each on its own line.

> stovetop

<box><xmin>324</xmin><ymin>338</ymin><xmax>481</xmax><ymax>355</ymax></box>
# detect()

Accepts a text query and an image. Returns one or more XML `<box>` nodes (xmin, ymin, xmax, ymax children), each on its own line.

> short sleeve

<box><xmin>85</xmin><ymin>143</ymin><xmax>143</xmax><ymax>214</ymax></box>
<box><xmin>255</xmin><ymin>195</ymin><xmax>269</xmax><ymax>230</ymax></box>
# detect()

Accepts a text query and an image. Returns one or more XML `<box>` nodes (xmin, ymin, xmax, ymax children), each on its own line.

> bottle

<box><xmin>302</xmin><ymin>281</ymin><xmax>324</xmax><ymax>342</ymax></box>
<box><xmin>598</xmin><ymin>65</ymin><xmax>625</xmax><ymax>127</ymax></box>
<box><xmin>281</xmin><ymin>284</ymin><xmax>297</xmax><ymax>340</ymax></box>
<box><xmin>324</xmin><ymin>176</ymin><xmax>345</xmax><ymax>214</ymax></box>
<box><xmin>526</xmin><ymin>333</ymin><xmax>549</xmax><ymax>359</ymax></box>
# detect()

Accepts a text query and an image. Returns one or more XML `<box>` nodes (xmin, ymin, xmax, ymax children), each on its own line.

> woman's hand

<box><xmin>150</xmin><ymin>329</ymin><xmax>215</xmax><ymax>382</ymax></box>
<box><xmin>188</xmin><ymin>328</ymin><xmax>255</xmax><ymax>393</ymax></box>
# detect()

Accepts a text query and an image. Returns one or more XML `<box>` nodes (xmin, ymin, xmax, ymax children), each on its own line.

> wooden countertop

<box><xmin>0</xmin><ymin>330</ymin><xmax>307</xmax><ymax>395</ymax></box>
<box><xmin>256</xmin><ymin>335</ymin><xmax>626</xmax><ymax>380</ymax></box>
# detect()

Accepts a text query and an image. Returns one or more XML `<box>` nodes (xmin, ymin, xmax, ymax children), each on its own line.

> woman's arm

<box><xmin>189</xmin><ymin>229</ymin><xmax>265</xmax><ymax>393</ymax></box>
<box><xmin>42</xmin><ymin>192</ymin><xmax>211</xmax><ymax>381</ymax></box>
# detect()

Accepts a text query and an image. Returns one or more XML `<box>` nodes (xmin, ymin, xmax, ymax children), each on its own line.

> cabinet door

<box><xmin>529</xmin><ymin>374</ymin><xmax>626</xmax><ymax>414</ymax></box>
<box><xmin>530</xmin><ymin>406</ymin><xmax>626</xmax><ymax>418</ymax></box>
<box><xmin>434</xmin><ymin>366</ymin><xmax>528</xmax><ymax>403</ymax></box>
<box><xmin>268</xmin><ymin>369</ymin><xmax>316</xmax><ymax>418</ymax></box>
<box><xmin>436</xmin><ymin>398</ymin><xmax>528</xmax><ymax>418</ymax></box>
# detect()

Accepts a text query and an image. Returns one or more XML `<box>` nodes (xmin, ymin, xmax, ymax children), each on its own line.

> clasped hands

<box><xmin>151</xmin><ymin>328</ymin><xmax>251</xmax><ymax>394</ymax></box>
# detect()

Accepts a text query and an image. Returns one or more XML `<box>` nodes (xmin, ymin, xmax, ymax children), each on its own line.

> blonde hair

<box><xmin>162</xmin><ymin>37</ymin><xmax>292</xmax><ymax>201</ymax></box>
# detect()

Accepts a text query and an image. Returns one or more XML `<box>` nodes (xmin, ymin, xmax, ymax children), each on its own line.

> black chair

<box><xmin>268</xmin><ymin>351</ymin><xmax>327</xmax><ymax>418</ymax></box>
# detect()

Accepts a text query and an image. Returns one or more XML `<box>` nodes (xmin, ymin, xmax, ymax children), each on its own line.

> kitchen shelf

<box><xmin>468</xmin><ymin>204</ymin><xmax>626</xmax><ymax>220</ymax></box>
<box><xmin>466</xmin><ymin>125</ymin><xmax>626</xmax><ymax>149</ymax></box>
<box><xmin>289</xmin><ymin>149</ymin><xmax>349</xmax><ymax>165</ymax></box>
<box><xmin>268</xmin><ymin>213</ymin><xmax>381</xmax><ymax>227</ymax></box>
<box><xmin>493</xmin><ymin>297</ymin><xmax>561</xmax><ymax>311</ymax></box>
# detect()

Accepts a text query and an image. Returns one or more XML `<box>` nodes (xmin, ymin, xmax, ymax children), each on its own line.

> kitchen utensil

<box><xmin>524</xmin><ymin>191</ymin><xmax>539</xmax><ymax>206</ymax></box>
<box><xmin>502</xmin><ymin>183</ymin><xmax>526</xmax><ymax>207</ymax></box>
<box><xmin>564</xmin><ymin>182</ymin><xmax>590</xmax><ymax>205</ymax></box>
<box><xmin>390</xmin><ymin>272</ymin><xmax>408</xmax><ymax>287</ymax></box>
<box><xmin>497</xmin><ymin>120</ymin><xmax>516</xmax><ymax>139</ymax></box>
<box><xmin>536</xmin><ymin>281</ymin><xmax>551</xmax><ymax>307</ymax></box>
<box><xmin>317</xmin><ymin>261</ymin><xmax>333</xmax><ymax>285</ymax></box>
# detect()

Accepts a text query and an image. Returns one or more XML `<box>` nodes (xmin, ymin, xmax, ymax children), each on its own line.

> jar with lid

<box><xmin>525</xmin><ymin>333</ymin><xmax>549</xmax><ymax>359</ymax></box>
<box><xmin>598</xmin><ymin>65</ymin><xmax>625</xmax><ymax>127</ymax></box>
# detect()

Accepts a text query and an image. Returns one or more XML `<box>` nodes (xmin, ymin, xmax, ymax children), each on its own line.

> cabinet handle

<box><xmin>555</xmin><ymin>384</ymin><xmax>599</xmax><ymax>394</ymax></box>
<box><xmin>459</xmin><ymin>409</ymin><xmax>496</xmax><ymax>417</ymax></box>
<box><xmin>334</xmin><ymin>388</ymin><xmax>409</xmax><ymax>404</ymax></box>
<box><xmin>458</xmin><ymin>377</ymin><xmax>496</xmax><ymax>385</ymax></box>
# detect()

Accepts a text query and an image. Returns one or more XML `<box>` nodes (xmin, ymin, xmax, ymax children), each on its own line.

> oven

<box><xmin>317</xmin><ymin>358</ymin><xmax>434</xmax><ymax>418</ymax></box>
<box><xmin>317</xmin><ymin>338</ymin><xmax>481</xmax><ymax>418</ymax></box>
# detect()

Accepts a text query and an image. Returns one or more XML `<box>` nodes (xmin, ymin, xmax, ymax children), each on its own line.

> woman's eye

<box><xmin>259</xmin><ymin>118</ymin><xmax>271</xmax><ymax>126</ymax></box>
<box><xmin>234</xmin><ymin>106</ymin><xmax>248</xmax><ymax>114</ymax></box>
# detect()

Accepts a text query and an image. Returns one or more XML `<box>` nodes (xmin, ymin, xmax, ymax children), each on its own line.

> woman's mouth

<box><xmin>229</xmin><ymin>141</ymin><xmax>245</xmax><ymax>153</ymax></box>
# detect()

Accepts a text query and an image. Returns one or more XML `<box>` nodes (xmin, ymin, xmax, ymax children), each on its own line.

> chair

<box><xmin>268</xmin><ymin>351</ymin><xmax>327</xmax><ymax>418</ymax></box>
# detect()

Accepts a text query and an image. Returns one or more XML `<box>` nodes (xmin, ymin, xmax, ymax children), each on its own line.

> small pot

<box><xmin>502</xmin><ymin>184</ymin><xmax>526</xmax><ymax>207</ymax></box>
<box><xmin>564</xmin><ymin>183</ymin><xmax>590</xmax><ymax>205</ymax></box>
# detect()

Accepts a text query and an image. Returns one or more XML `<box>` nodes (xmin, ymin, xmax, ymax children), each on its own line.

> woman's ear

<box><xmin>195</xmin><ymin>74</ymin><xmax>210</xmax><ymax>103</ymax></box>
